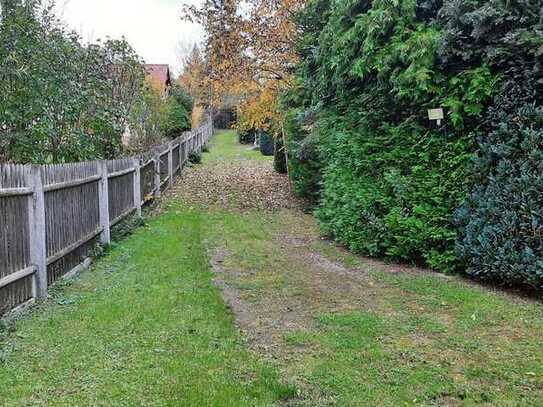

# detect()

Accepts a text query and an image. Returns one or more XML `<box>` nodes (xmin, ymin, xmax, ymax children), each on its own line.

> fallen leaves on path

<box><xmin>170</xmin><ymin>161</ymin><xmax>302</xmax><ymax>211</ymax></box>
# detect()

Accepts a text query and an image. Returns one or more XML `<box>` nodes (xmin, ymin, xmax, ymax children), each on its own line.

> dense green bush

<box><xmin>283</xmin><ymin>108</ymin><xmax>322</xmax><ymax>205</ymax></box>
<box><xmin>161</xmin><ymin>84</ymin><xmax>192</xmax><ymax>139</ymax></box>
<box><xmin>169</xmin><ymin>84</ymin><xmax>194</xmax><ymax>115</ymax></box>
<box><xmin>286</xmin><ymin>0</ymin><xmax>543</xmax><ymax>284</ymax></box>
<box><xmin>162</xmin><ymin>98</ymin><xmax>191</xmax><ymax>139</ymax></box>
<box><xmin>259</xmin><ymin>132</ymin><xmax>274</xmax><ymax>156</ymax></box>
<box><xmin>456</xmin><ymin>106</ymin><xmax>543</xmax><ymax>286</ymax></box>
<box><xmin>273</xmin><ymin>136</ymin><xmax>288</xmax><ymax>174</ymax></box>
<box><xmin>189</xmin><ymin>151</ymin><xmax>202</xmax><ymax>164</ymax></box>
<box><xmin>448</xmin><ymin>0</ymin><xmax>543</xmax><ymax>287</ymax></box>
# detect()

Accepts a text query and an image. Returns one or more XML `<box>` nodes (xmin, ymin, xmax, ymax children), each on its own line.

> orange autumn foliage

<box><xmin>181</xmin><ymin>0</ymin><xmax>305</xmax><ymax>135</ymax></box>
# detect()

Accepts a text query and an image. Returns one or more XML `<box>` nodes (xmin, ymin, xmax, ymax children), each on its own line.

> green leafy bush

<box><xmin>285</xmin><ymin>0</ymin><xmax>479</xmax><ymax>272</ymax></box>
<box><xmin>285</xmin><ymin>0</ymin><xmax>543</xmax><ymax>284</ymax></box>
<box><xmin>448</xmin><ymin>0</ymin><xmax>543</xmax><ymax>287</ymax></box>
<box><xmin>456</xmin><ymin>106</ymin><xmax>543</xmax><ymax>286</ymax></box>
<box><xmin>168</xmin><ymin>84</ymin><xmax>194</xmax><ymax>115</ymax></box>
<box><xmin>189</xmin><ymin>151</ymin><xmax>202</xmax><ymax>164</ymax></box>
<box><xmin>162</xmin><ymin>98</ymin><xmax>191</xmax><ymax>139</ymax></box>
<box><xmin>161</xmin><ymin>84</ymin><xmax>192</xmax><ymax>139</ymax></box>
<box><xmin>282</xmin><ymin>108</ymin><xmax>322</xmax><ymax>206</ymax></box>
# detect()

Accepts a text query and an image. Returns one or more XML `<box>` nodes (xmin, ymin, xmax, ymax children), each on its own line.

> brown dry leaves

<box><xmin>171</xmin><ymin>162</ymin><xmax>301</xmax><ymax>212</ymax></box>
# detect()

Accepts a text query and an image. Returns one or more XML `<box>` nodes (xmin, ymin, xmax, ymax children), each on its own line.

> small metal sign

<box><xmin>428</xmin><ymin>108</ymin><xmax>444</xmax><ymax>126</ymax></box>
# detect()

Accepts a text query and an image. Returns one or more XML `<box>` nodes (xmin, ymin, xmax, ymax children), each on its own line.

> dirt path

<box><xmin>168</xmin><ymin>131</ymin><xmax>543</xmax><ymax>406</ymax></box>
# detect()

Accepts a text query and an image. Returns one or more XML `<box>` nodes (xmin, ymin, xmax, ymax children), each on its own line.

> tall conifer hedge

<box><xmin>285</xmin><ymin>0</ymin><xmax>543</xmax><ymax>286</ymax></box>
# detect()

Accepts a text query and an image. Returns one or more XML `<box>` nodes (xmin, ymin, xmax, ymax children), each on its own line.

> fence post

<box><xmin>179</xmin><ymin>140</ymin><xmax>184</xmax><ymax>171</ymax></box>
<box><xmin>154</xmin><ymin>152</ymin><xmax>161</xmax><ymax>198</ymax></box>
<box><xmin>28</xmin><ymin>165</ymin><xmax>47</xmax><ymax>299</ymax></box>
<box><xmin>168</xmin><ymin>142</ymin><xmax>173</xmax><ymax>188</ymax></box>
<box><xmin>98</xmin><ymin>161</ymin><xmax>111</xmax><ymax>245</ymax></box>
<box><xmin>133</xmin><ymin>157</ymin><xmax>142</xmax><ymax>218</ymax></box>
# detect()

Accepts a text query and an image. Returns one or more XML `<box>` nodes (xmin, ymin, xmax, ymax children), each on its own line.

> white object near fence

<box><xmin>0</xmin><ymin>119</ymin><xmax>213</xmax><ymax>316</ymax></box>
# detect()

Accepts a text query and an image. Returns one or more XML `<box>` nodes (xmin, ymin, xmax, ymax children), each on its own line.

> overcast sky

<box><xmin>56</xmin><ymin>0</ymin><xmax>205</xmax><ymax>76</ymax></box>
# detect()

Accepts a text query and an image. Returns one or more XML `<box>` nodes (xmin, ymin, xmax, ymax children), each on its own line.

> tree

<box><xmin>178</xmin><ymin>45</ymin><xmax>207</xmax><ymax>105</ymax></box>
<box><xmin>161</xmin><ymin>85</ymin><xmax>193</xmax><ymax>139</ymax></box>
<box><xmin>182</xmin><ymin>0</ymin><xmax>248</xmax><ymax>107</ymax></box>
<box><xmin>181</xmin><ymin>0</ymin><xmax>304</xmax><ymax>120</ymax></box>
<box><xmin>0</xmin><ymin>0</ymin><xmax>160</xmax><ymax>163</ymax></box>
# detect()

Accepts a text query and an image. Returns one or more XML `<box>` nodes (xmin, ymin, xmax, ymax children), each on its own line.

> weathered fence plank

<box><xmin>0</xmin><ymin>165</ymin><xmax>33</xmax><ymax>314</ymax></box>
<box><xmin>168</xmin><ymin>143</ymin><xmax>174</xmax><ymax>188</ymax></box>
<box><xmin>159</xmin><ymin>151</ymin><xmax>169</xmax><ymax>185</ymax></box>
<box><xmin>172</xmin><ymin>144</ymin><xmax>180</xmax><ymax>174</ymax></box>
<box><xmin>133</xmin><ymin>158</ymin><xmax>142</xmax><ymax>218</ymax></box>
<box><xmin>98</xmin><ymin>161</ymin><xmax>111</xmax><ymax>246</ymax></box>
<box><xmin>29</xmin><ymin>165</ymin><xmax>47</xmax><ymax>298</ymax></box>
<box><xmin>140</xmin><ymin>159</ymin><xmax>155</xmax><ymax>202</ymax></box>
<box><xmin>154</xmin><ymin>152</ymin><xmax>161</xmax><ymax>199</ymax></box>
<box><xmin>0</xmin><ymin>119</ymin><xmax>213</xmax><ymax>316</ymax></box>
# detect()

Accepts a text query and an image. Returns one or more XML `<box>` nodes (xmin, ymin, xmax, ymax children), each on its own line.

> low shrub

<box><xmin>259</xmin><ymin>132</ymin><xmax>274</xmax><ymax>156</ymax></box>
<box><xmin>273</xmin><ymin>137</ymin><xmax>288</xmax><ymax>174</ymax></box>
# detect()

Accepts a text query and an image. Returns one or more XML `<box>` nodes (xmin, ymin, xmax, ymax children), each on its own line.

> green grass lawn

<box><xmin>0</xmin><ymin>204</ymin><xmax>294</xmax><ymax>405</ymax></box>
<box><xmin>1</xmin><ymin>130</ymin><xmax>542</xmax><ymax>406</ymax></box>
<box><xmin>199</xmin><ymin>207</ymin><xmax>543</xmax><ymax>406</ymax></box>
<box><xmin>206</xmin><ymin>130</ymin><xmax>273</xmax><ymax>163</ymax></box>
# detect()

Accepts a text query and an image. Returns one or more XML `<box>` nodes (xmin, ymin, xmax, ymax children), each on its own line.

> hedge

<box><xmin>284</xmin><ymin>0</ymin><xmax>543</xmax><ymax>287</ymax></box>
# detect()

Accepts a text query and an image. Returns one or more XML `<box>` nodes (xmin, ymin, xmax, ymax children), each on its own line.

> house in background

<box><xmin>145</xmin><ymin>64</ymin><xmax>172</xmax><ymax>99</ymax></box>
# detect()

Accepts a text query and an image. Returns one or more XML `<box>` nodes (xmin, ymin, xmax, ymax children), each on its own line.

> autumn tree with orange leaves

<box><xmin>181</xmin><ymin>0</ymin><xmax>304</xmax><ymax>137</ymax></box>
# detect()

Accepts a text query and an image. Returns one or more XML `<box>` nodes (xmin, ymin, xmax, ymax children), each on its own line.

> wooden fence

<box><xmin>0</xmin><ymin>120</ymin><xmax>213</xmax><ymax>317</ymax></box>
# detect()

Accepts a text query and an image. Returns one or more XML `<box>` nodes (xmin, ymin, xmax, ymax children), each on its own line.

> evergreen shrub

<box><xmin>285</xmin><ymin>0</ymin><xmax>543</xmax><ymax>285</ymax></box>
<box><xmin>259</xmin><ymin>132</ymin><xmax>274</xmax><ymax>156</ymax></box>
<box><xmin>273</xmin><ymin>137</ymin><xmax>288</xmax><ymax>174</ymax></box>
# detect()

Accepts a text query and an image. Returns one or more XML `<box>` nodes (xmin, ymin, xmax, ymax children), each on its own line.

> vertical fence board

<box><xmin>172</xmin><ymin>145</ymin><xmax>180</xmax><ymax>173</ymax></box>
<box><xmin>159</xmin><ymin>152</ymin><xmax>169</xmax><ymax>184</ymax></box>
<box><xmin>133</xmin><ymin>158</ymin><xmax>142</xmax><ymax>217</ymax></box>
<box><xmin>0</xmin><ymin>165</ymin><xmax>33</xmax><ymax>314</ymax></box>
<box><xmin>107</xmin><ymin>158</ymin><xmax>136</xmax><ymax>224</ymax></box>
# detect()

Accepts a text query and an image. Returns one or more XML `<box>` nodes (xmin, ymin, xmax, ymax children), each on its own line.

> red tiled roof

<box><xmin>145</xmin><ymin>64</ymin><xmax>172</xmax><ymax>86</ymax></box>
